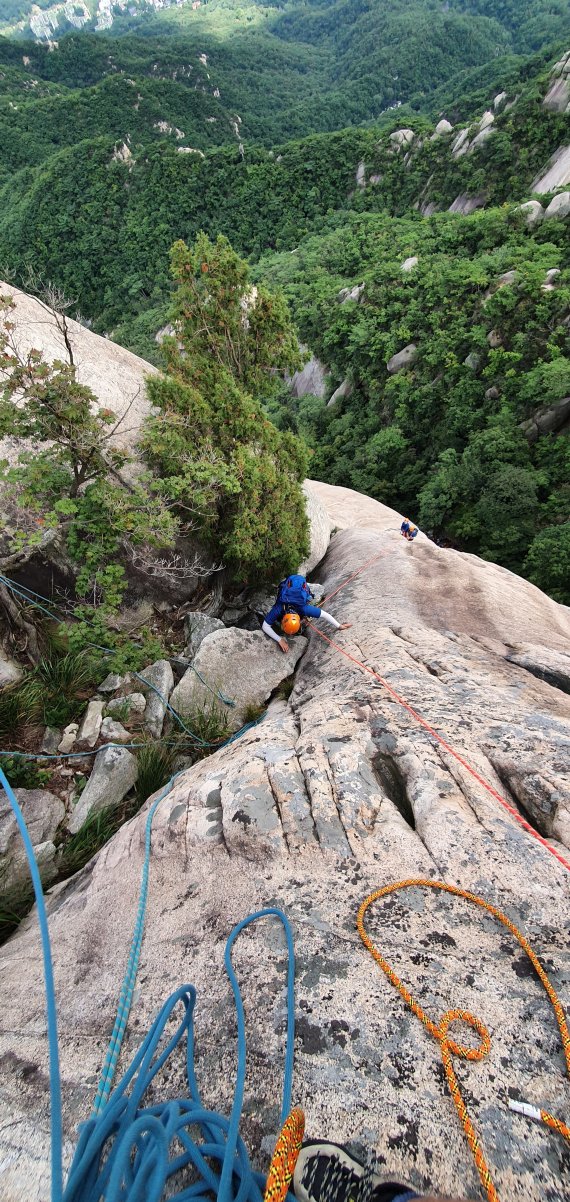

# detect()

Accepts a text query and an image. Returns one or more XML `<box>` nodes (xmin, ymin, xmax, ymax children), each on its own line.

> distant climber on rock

<box><xmin>400</xmin><ymin>518</ymin><xmax>418</xmax><ymax>541</ymax></box>
<box><xmin>261</xmin><ymin>573</ymin><xmax>351</xmax><ymax>653</ymax></box>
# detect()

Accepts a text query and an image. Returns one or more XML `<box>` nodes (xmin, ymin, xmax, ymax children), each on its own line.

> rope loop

<box><xmin>438</xmin><ymin>1009</ymin><xmax>491</xmax><ymax>1062</ymax></box>
<box><xmin>357</xmin><ymin>879</ymin><xmax>570</xmax><ymax>1202</ymax></box>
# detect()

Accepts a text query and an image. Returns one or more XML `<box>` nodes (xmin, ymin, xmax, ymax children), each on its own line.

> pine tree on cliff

<box><xmin>142</xmin><ymin>234</ymin><xmax>309</xmax><ymax>584</ymax></box>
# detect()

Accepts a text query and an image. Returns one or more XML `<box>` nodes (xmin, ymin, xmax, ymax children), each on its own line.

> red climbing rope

<box><xmin>306</xmin><ymin>622</ymin><xmax>570</xmax><ymax>875</ymax></box>
<box><xmin>322</xmin><ymin>548</ymin><xmax>392</xmax><ymax>605</ymax></box>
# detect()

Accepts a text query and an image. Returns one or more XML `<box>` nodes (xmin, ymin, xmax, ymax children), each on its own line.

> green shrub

<box><xmin>524</xmin><ymin>523</ymin><xmax>570</xmax><ymax>605</ymax></box>
<box><xmin>0</xmin><ymin>755</ymin><xmax>51</xmax><ymax>789</ymax></box>
<box><xmin>0</xmin><ymin>686</ymin><xmax>26</xmax><ymax>741</ymax></box>
<box><xmin>58</xmin><ymin>800</ymin><xmax>135</xmax><ymax>879</ymax></box>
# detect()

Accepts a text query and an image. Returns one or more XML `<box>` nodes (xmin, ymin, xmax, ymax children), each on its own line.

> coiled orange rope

<box><xmin>357</xmin><ymin>880</ymin><xmax>570</xmax><ymax>1202</ymax></box>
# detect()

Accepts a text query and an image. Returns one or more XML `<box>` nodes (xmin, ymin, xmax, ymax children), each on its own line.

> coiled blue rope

<box><xmin>66</xmin><ymin>907</ymin><xmax>295</xmax><ymax>1202</ymax></box>
<box><xmin>0</xmin><ymin>760</ymin><xmax>295</xmax><ymax>1202</ymax></box>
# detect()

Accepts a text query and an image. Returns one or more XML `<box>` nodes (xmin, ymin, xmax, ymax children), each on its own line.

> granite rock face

<box><xmin>532</xmin><ymin>145</ymin><xmax>570</xmax><ymax>193</ymax></box>
<box><xmin>0</xmin><ymin>281</ymin><xmax>155</xmax><ymax>470</ymax></box>
<box><xmin>298</xmin><ymin>480</ymin><xmax>335</xmax><ymax>574</ymax></box>
<box><xmin>0</xmin><ymin>484</ymin><xmax>569</xmax><ymax>1202</ymax></box>
<box><xmin>288</xmin><ymin>356</ymin><xmax>327</xmax><ymax>400</ymax></box>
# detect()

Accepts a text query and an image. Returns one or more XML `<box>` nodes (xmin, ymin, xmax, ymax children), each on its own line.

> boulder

<box><xmin>478</xmin><ymin>110</ymin><xmax>495</xmax><ymax>132</ymax></box>
<box><xmin>40</xmin><ymin>726</ymin><xmax>62</xmax><ymax>755</ymax></box>
<box><xmin>448</xmin><ymin>192</ymin><xmax>486</xmax><ymax>215</ymax></box>
<box><xmin>544</xmin><ymin>191</ymin><xmax>570</xmax><ymax>220</ymax></box>
<box><xmin>169</xmin><ymin>628</ymin><xmax>307</xmax><ymax>731</ymax></box>
<box><xmin>432</xmin><ymin>119</ymin><xmax>453</xmax><ymax>137</ymax></box>
<box><xmin>483</xmin><ymin>270</ymin><xmax>516</xmax><ymax>301</ymax></box>
<box><xmin>338</xmin><ymin>283</ymin><xmax>365</xmax><ymax>304</ymax></box>
<box><xmin>184</xmin><ymin>612</ymin><xmax>225</xmax><ymax>659</ymax></box>
<box><xmin>0</xmin><ymin>647</ymin><xmax>23</xmax><ymax>689</ymax></box>
<box><xmin>99</xmin><ymin>717</ymin><xmax>131</xmax><ymax>743</ymax></box>
<box><xmin>420</xmin><ymin>201</ymin><xmax>439</xmax><ymax>217</ymax></box>
<box><xmin>67</xmin><ymin>744</ymin><xmax>138</xmax><ymax>833</ymax></box>
<box><xmin>487</xmin><ymin>330</ymin><xmax>503</xmax><ymax>348</ymax></box>
<box><xmin>401</xmin><ymin>256</ymin><xmax>418</xmax><ymax>273</ymax></box>
<box><xmin>298</xmin><ymin>480</ymin><xmax>335</xmax><ymax>575</ymax></box>
<box><xmin>451</xmin><ymin>128</ymin><xmax>469</xmax><ymax>158</ymax></box>
<box><xmin>2</xmin><ymin>487</ymin><xmax>569</xmax><ymax>1202</ymax></box>
<box><xmin>288</xmin><ymin>356</ymin><xmax>327</xmax><ymax>400</ymax></box>
<box><xmin>551</xmin><ymin>51</ymin><xmax>570</xmax><ymax>77</ymax></box>
<box><xmin>0</xmin><ymin>789</ymin><xmax>64</xmax><ymax>893</ymax></box>
<box><xmin>75</xmin><ymin>699</ymin><xmax>104</xmax><ymax>750</ymax></box>
<box><xmin>58</xmin><ymin>723</ymin><xmax>78</xmax><ymax>754</ymax></box>
<box><xmin>520</xmin><ymin>397</ymin><xmax>570</xmax><ymax>443</ymax></box>
<box><xmin>389</xmin><ymin>128</ymin><xmax>415</xmax><ymax>146</ymax></box>
<box><xmin>464</xmin><ymin>352</ymin><xmax>481</xmax><ymax>371</ymax></box>
<box><xmin>485</xmin><ymin>386</ymin><xmax>500</xmax><ymax>400</ymax></box>
<box><xmin>516</xmin><ymin>200</ymin><xmax>544</xmax><ymax>227</ymax></box>
<box><xmin>97</xmin><ymin>672</ymin><xmax>126</xmax><ymax>695</ymax></box>
<box><xmin>106</xmin><ymin>692</ymin><xmax>147</xmax><ymax>718</ymax></box>
<box><xmin>387</xmin><ymin>344</ymin><xmax>418</xmax><ymax>374</ymax></box>
<box><xmin>355</xmin><ymin>160</ymin><xmax>366</xmax><ymax>188</ymax></box>
<box><xmin>327</xmin><ymin>378</ymin><xmax>353</xmax><ymax>407</ymax></box>
<box><xmin>470</xmin><ymin>126</ymin><xmax>494</xmax><ymax>150</ymax></box>
<box><xmin>543</xmin><ymin>78</ymin><xmax>570</xmax><ymax>113</ymax></box>
<box><xmin>532</xmin><ymin>145</ymin><xmax>570</xmax><ymax>193</ymax></box>
<box><xmin>493</xmin><ymin>91</ymin><xmax>507</xmax><ymax>111</ymax></box>
<box><xmin>138</xmin><ymin>659</ymin><xmax>175</xmax><ymax>738</ymax></box>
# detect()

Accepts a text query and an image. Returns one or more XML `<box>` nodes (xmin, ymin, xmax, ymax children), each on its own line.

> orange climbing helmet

<box><xmin>281</xmin><ymin>612</ymin><xmax>301</xmax><ymax>636</ymax></box>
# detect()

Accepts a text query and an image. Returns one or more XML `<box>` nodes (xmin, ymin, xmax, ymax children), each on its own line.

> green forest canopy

<box><xmin>0</xmin><ymin>5</ymin><xmax>568</xmax><ymax>601</ymax></box>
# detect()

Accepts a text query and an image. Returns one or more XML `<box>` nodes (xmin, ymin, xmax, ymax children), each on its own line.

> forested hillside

<box><xmin>259</xmin><ymin>205</ymin><xmax>570</xmax><ymax>599</ymax></box>
<box><xmin>1</xmin><ymin>45</ymin><xmax>568</xmax><ymax>338</ymax></box>
<box><xmin>0</xmin><ymin>7</ymin><xmax>568</xmax><ymax>601</ymax></box>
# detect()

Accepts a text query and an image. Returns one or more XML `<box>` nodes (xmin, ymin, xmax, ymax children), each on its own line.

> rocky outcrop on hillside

<box><xmin>0</xmin><ymin>482</ymin><xmax>568</xmax><ymax>1202</ymax></box>
<box><xmin>0</xmin><ymin>280</ymin><xmax>156</xmax><ymax>468</ymax></box>
<box><xmin>0</xmin><ymin>283</ymin><xmax>333</xmax><ymax>590</ymax></box>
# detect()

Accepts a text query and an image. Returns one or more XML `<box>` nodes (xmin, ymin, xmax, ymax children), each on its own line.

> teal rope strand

<box><xmin>0</xmin><ymin>765</ymin><xmax>63</xmax><ymax>1202</ymax></box>
<box><xmin>64</xmin><ymin>908</ymin><xmax>295</xmax><ymax>1201</ymax></box>
<box><xmin>0</xmin><ymin>761</ymin><xmax>296</xmax><ymax>1202</ymax></box>
<box><xmin>92</xmin><ymin>708</ymin><xmax>266</xmax><ymax>1112</ymax></box>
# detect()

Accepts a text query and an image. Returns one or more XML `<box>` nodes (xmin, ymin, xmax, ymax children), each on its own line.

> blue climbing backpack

<box><xmin>277</xmin><ymin>574</ymin><xmax>311</xmax><ymax>608</ymax></box>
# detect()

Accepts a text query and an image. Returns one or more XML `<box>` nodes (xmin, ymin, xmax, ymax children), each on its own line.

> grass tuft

<box><xmin>135</xmin><ymin>742</ymin><xmax>177</xmax><ymax>805</ymax></box>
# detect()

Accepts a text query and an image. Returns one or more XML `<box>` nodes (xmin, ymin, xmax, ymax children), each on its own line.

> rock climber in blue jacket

<box><xmin>262</xmin><ymin>574</ymin><xmax>351</xmax><ymax>653</ymax></box>
<box><xmin>400</xmin><ymin>518</ymin><xmax>418</xmax><ymax>541</ymax></box>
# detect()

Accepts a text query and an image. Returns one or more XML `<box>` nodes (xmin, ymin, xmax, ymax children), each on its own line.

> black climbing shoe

<box><xmin>293</xmin><ymin>1141</ymin><xmax>417</xmax><ymax>1202</ymax></box>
